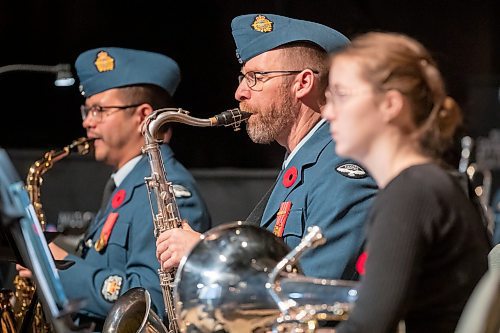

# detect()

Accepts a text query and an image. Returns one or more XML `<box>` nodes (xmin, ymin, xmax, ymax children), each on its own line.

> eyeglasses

<box><xmin>80</xmin><ymin>103</ymin><xmax>142</xmax><ymax>122</ymax></box>
<box><xmin>326</xmin><ymin>87</ymin><xmax>374</xmax><ymax>105</ymax></box>
<box><xmin>238</xmin><ymin>69</ymin><xmax>319</xmax><ymax>90</ymax></box>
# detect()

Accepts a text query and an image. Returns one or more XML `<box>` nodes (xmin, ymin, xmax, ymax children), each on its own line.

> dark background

<box><xmin>1</xmin><ymin>0</ymin><xmax>500</xmax><ymax>291</ymax></box>
<box><xmin>0</xmin><ymin>0</ymin><xmax>499</xmax><ymax>169</ymax></box>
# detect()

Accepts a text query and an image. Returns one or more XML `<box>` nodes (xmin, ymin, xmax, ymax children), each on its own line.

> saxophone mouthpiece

<box><xmin>210</xmin><ymin>108</ymin><xmax>252</xmax><ymax>131</ymax></box>
<box><xmin>70</xmin><ymin>137</ymin><xmax>95</xmax><ymax>155</ymax></box>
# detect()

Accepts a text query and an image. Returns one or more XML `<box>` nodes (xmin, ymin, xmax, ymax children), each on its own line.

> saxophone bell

<box><xmin>102</xmin><ymin>287</ymin><xmax>167</xmax><ymax>333</ymax></box>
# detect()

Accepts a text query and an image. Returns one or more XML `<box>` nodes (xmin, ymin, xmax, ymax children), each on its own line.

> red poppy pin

<box><xmin>111</xmin><ymin>189</ymin><xmax>126</xmax><ymax>209</ymax></box>
<box><xmin>356</xmin><ymin>251</ymin><xmax>368</xmax><ymax>276</ymax></box>
<box><xmin>282</xmin><ymin>166</ymin><xmax>298</xmax><ymax>188</ymax></box>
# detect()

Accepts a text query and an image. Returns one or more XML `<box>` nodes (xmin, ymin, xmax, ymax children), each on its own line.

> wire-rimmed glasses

<box><xmin>80</xmin><ymin>103</ymin><xmax>143</xmax><ymax>122</ymax></box>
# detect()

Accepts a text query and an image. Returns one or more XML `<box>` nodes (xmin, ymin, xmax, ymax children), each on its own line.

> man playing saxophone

<box><xmin>156</xmin><ymin>14</ymin><xmax>378</xmax><ymax>281</ymax></box>
<box><xmin>18</xmin><ymin>47</ymin><xmax>212</xmax><ymax>330</ymax></box>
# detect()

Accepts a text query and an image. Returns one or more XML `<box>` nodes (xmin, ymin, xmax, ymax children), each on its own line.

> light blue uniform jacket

<box><xmin>60</xmin><ymin>144</ymin><xmax>211</xmax><ymax>321</ymax></box>
<box><xmin>261</xmin><ymin>122</ymin><xmax>378</xmax><ymax>279</ymax></box>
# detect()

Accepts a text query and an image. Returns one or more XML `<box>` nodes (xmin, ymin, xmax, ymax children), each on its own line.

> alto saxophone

<box><xmin>142</xmin><ymin>107</ymin><xmax>250</xmax><ymax>332</ymax></box>
<box><xmin>26</xmin><ymin>137</ymin><xmax>94</xmax><ymax>229</ymax></box>
<box><xmin>10</xmin><ymin>137</ymin><xmax>94</xmax><ymax>333</ymax></box>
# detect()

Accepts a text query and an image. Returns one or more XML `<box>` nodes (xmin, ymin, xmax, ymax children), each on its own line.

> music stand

<box><xmin>0</xmin><ymin>148</ymin><xmax>92</xmax><ymax>333</ymax></box>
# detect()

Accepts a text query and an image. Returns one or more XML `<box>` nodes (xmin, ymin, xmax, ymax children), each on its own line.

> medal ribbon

<box><xmin>95</xmin><ymin>212</ymin><xmax>119</xmax><ymax>251</ymax></box>
<box><xmin>274</xmin><ymin>201</ymin><xmax>292</xmax><ymax>237</ymax></box>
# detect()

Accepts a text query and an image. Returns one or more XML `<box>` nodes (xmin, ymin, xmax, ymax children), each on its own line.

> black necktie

<box><xmin>78</xmin><ymin>176</ymin><xmax>115</xmax><ymax>256</ymax></box>
<box><xmin>100</xmin><ymin>177</ymin><xmax>116</xmax><ymax>212</ymax></box>
<box><xmin>245</xmin><ymin>177</ymin><xmax>278</xmax><ymax>225</ymax></box>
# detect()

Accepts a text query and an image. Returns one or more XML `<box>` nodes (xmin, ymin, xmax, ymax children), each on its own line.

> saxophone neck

<box><xmin>27</xmin><ymin>137</ymin><xmax>94</xmax><ymax>183</ymax></box>
<box><xmin>142</xmin><ymin>108</ymin><xmax>192</xmax><ymax>145</ymax></box>
<box><xmin>142</xmin><ymin>107</ymin><xmax>252</xmax><ymax>145</ymax></box>
<box><xmin>25</xmin><ymin>137</ymin><xmax>95</xmax><ymax>229</ymax></box>
<box><xmin>68</xmin><ymin>136</ymin><xmax>95</xmax><ymax>155</ymax></box>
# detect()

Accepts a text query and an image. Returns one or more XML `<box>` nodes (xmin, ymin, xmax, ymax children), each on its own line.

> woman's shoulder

<box><xmin>381</xmin><ymin>163</ymin><xmax>459</xmax><ymax>204</ymax></box>
<box><xmin>392</xmin><ymin>163</ymin><xmax>454</xmax><ymax>188</ymax></box>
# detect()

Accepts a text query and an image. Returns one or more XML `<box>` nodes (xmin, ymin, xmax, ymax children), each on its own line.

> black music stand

<box><xmin>0</xmin><ymin>148</ymin><xmax>93</xmax><ymax>333</ymax></box>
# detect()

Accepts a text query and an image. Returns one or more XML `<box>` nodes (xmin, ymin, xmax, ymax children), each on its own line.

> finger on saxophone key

<box><xmin>156</xmin><ymin>227</ymin><xmax>202</xmax><ymax>270</ymax></box>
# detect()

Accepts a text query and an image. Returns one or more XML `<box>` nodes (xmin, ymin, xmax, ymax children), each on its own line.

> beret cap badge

<box><xmin>251</xmin><ymin>15</ymin><xmax>273</xmax><ymax>33</ymax></box>
<box><xmin>94</xmin><ymin>51</ymin><xmax>115</xmax><ymax>72</ymax></box>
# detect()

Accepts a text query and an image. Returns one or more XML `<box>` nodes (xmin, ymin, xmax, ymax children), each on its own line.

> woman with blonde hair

<box><xmin>322</xmin><ymin>32</ymin><xmax>491</xmax><ymax>333</ymax></box>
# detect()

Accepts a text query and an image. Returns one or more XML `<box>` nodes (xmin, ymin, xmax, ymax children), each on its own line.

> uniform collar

<box><xmin>113</xmin><ymin>154</ymin><xmax>142</xmax><ymax>187</ymax></box>
<box><xmin>283</xmin><ymin>118</ymin><xmax>326</xmax><ymax>169</ymax></box>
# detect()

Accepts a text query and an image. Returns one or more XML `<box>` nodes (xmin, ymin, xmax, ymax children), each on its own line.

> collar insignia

<box><xmin>94</xmin><ymin>51</ymin><xmax>115</xmax><ymax>72</ymax></box>
<box><xmin>251</xmin><ymin>15</ymin><xmax>273</xmax><ymax>33</ymax></box>
<box><xmin>335</xmin><ymin>163</ymin><xmax>367</xmax><ymax>179</ymax></box>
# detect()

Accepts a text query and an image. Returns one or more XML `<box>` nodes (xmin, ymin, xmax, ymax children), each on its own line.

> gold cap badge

<box><xmin>94</xmin><ymin>51</ymin><xmax>115</xmax><ymax>72</ymax></box>
<box><xmin>251</xmin><ymin>15</ymin><xmax>273</xmax><ymax>33</ymax></box>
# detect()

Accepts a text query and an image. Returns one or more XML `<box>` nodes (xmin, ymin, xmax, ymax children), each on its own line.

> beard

<box><xmin>241</xmin><ymin>87</ymin><xmax>298</xmax><ymax>144</ymax></box>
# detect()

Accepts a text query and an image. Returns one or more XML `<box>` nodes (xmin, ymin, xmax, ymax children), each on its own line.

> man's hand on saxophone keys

<box><xmin>156</xmin><ymin>220</ymin><xmax>202</xmax><ymax>270</ymax></box>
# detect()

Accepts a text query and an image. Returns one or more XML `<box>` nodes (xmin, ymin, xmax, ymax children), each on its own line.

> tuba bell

<box><xmin>175</xmin><ymin>221</ymin><xmax>299</xmax><ymax>333</ymax></box>
<box><xmin>174</xmin><ymin>223</ymin><xmax>358</xmax><ymax>333</ymax></box>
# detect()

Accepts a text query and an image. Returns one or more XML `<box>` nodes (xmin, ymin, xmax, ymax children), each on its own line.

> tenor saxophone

<box><xmin>143</xmin><ymin>108</ymin><xmax>250</xmax><ymax>333</ymax></box>
<box><xmin>101</xmin><ymin>108</ymin><xmax>250</xmax><ymax>333</ymax></box>
<box><xmin>10</xmin><ymin>137</ymin><xmax>94</xmax><ymax>333</ymax></box>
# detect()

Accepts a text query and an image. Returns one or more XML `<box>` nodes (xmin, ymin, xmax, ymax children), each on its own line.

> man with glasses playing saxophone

<box><xmin>18</xmin><ymin>47</ymin><xmax>211</xmax><ymax>330</ymax></box>
<box><xmin>156</xmin><ymin>14</ymin><xmax>377</xmax><ymax>282</ymax></box>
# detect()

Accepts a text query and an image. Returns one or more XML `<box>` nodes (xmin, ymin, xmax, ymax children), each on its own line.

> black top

<box><xmin>336</xmin><ymin>163</ymin><xmax>491</xmax><ymax>333</ymax></box>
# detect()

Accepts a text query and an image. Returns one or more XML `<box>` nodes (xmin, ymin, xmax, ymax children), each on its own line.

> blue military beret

<box><xmin>231</xmin><ymin>14</ymin><xmax>349</xmax><ymax>64</ymax></box>
<box><xmin>75</xmin><ymin>47</ymin><xmax>180</xmax><ymax>97</ymax></box>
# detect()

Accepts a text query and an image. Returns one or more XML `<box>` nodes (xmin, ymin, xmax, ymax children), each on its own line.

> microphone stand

<box><xmin>0</xmin><ymin>63</ymin><xmax>75</xmax><ymax>86</ymax></box>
